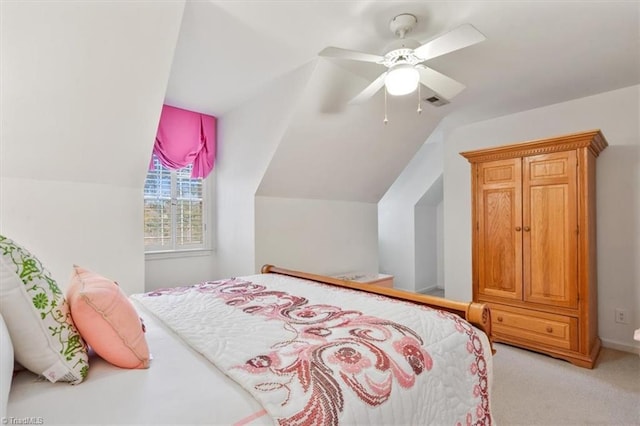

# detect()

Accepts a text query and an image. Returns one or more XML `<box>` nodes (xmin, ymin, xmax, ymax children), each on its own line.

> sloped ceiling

<box><xmin>256</xmin><ymin>59</ymin><xmax>447</xmax><ymax>202</ymax></box>
<box><xmin>165</xmin><ymin>1</ymin><xmax>640</xmax><ymax>202</ymax></box>
<box><xmin>1</xmin><ymin>1</ymin><xmax>184</xmax><ymax>187</ymax></box>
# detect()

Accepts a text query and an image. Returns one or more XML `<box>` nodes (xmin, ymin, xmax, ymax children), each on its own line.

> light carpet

<box><xmin>491</xmin><ymin>343</ymin><xmax>639</xmax><ymax>425</ymax></box>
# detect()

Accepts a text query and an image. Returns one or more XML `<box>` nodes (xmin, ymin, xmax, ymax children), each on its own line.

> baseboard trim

<box><xmin>601</xmin><ymin>338</ymin><xmax>640</xmax><ymax>355</ymax></box>
<box><xmin>416</xmin><ymin>285</ymin><xmax>441</xmax><ymax>295</ymax></box>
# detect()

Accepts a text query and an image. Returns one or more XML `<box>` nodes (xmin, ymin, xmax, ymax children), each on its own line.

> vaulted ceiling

<box><xmin>164</xmin><ymin>1</ymin><xmax>640</xmax><ymax>202</ymax></box>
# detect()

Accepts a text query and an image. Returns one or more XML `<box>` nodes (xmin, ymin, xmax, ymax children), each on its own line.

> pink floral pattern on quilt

<box><xmin>143</xmin><ymin>278</ymin><xmax>491</xmax><ymax>426</ymax></box>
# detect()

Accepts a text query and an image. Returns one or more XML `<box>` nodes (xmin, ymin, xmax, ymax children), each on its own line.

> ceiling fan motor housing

<box><xmin>382</xmin><ymin>15</ymin><xmax>421</xmax><ymax>67</ymax></box>
<box><xmin>381</xmin><ymin>45</ymin><xmax>422</xmax><ymax>68</ymax></box>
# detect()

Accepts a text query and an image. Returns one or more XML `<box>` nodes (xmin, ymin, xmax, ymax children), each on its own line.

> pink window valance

<box><xmin>151</xmin><ymin>104</ymin><xmax>216</xmax><ymax>179</ymax></box>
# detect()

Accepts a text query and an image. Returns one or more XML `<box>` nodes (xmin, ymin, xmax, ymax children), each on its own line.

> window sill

<box><xmin>145</xmin><ymin>248</ymin><xmax>213</xmax><ymax>261</ymax></box>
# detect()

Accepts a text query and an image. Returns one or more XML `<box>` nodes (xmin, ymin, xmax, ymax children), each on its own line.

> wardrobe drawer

<box><xmin>491</xmin><ymin>304</ymin><xmax>578</xmax><ymax>350</ymax></box>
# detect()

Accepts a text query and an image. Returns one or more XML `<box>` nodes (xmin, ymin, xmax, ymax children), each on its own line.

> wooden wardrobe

<box><xmin>461</xmin><ymin>130</ymin><xmax>607</xmax><ymax>368</ymax></box>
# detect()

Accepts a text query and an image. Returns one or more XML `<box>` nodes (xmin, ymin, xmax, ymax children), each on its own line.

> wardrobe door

<box><xmin>476</xmin><ymin>158</ymin><xmax>523</xmax><ymax>301</ymax></box>
<box><xmin>522</xmin><ymin>151</ymin><xmax>579</xmax><ymax>309</ymax></box>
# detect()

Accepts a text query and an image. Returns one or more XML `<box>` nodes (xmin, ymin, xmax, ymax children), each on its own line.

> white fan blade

<box><xmin>349</xmin><ymin>72</ymin><xmax>387</xmax><ymax>104</ymax></box>
<box><xmin>417</xmin><ymin>66</ymin><xmax>466</xmax><ymax>100</ymax></box>
<box><xmin>319</xmin><ymin>46</ymin><xmax>384</xmax><ymax>64</ymax></box>
<box><xmin>414</xmin><ymin>23</ymin><xmax>486</xmax><ymax>61</ymax></box>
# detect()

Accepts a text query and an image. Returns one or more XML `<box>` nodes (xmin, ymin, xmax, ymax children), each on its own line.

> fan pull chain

<box><xmin>417</xmin><ymin>84</ymin><xmax>422</xmax><ymax>114</ymax></box>
<box><xmin>384</xmin><ymin>88</ymin><xmax>389</xmax><ymax>124</ymax></box>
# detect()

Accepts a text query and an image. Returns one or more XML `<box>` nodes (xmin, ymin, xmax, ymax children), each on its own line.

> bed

<box><xmin>5</xmin><ymin>264</ymin><xmax>493</xmax><ymax>425</ymax></box>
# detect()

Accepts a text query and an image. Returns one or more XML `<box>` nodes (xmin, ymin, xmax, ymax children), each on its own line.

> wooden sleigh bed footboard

<box><xmin>261</xmin><ymin>264</ymin><xmax>494</xmax><ymax>352</ymax></box>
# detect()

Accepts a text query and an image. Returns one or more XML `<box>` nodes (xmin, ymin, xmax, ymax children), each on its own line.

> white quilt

<box><xmin>132</xmin><ymin>274</ymin><xmax>493</xmax><ymax>425</ymax></box>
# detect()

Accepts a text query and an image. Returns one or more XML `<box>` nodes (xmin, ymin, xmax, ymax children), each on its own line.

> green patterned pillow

<box><xmin>0</xmin><ymin>234</ymin><xmax>89</xmax><ymax>384</ymax></box>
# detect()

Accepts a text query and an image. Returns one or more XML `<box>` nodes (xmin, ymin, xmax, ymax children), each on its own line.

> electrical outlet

<box><xmin>615</xmin><ymin>309</ymin><xmax>629</xmax><ymax>324</ymax></box>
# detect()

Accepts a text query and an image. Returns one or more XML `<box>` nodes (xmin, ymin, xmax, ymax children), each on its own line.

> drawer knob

<box><xmin>546</xmin><ymin>326</ymin><xmax>553</xmax><ymax>333</ymax></box>
<box><xmin>515</xmin><ymin>226</ymin><xmax>522</xmax><ymax>231</ymax></box>
<box><xmin>524</xmin><ymin>226</ymin><xmax>531</xmax><ymax>232</ymax></box>
<box><xmin>497</xmin><ymin>316</ymin><xmax>503</xmax><ymax>322</ymax></box>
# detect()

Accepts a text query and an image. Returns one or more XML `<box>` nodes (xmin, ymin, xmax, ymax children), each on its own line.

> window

<box><xmin>144</xmin><ymin>154</ymin><xmax>208</xmax><ymax>253</ymax></box>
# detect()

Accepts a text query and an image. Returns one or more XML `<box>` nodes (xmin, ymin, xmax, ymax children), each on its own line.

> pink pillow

<box><xmin>67</xmin><ymin>266</ymin><xmax>150</xmax><ymax>369</ymax></box>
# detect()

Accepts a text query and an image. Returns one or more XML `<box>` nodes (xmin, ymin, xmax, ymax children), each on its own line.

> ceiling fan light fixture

<box><xmin>384</xmin><ymin>64</ymin><xmax>419</xmax><ymax>96</ymax></box>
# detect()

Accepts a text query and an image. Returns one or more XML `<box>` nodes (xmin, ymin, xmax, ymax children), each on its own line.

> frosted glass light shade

<box><xmin>384</xmin><ymin>65</ymin><xmax>420</xmax><ymax>96</ymax></box>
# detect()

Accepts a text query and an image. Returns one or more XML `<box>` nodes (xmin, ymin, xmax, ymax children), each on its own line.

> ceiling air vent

<box><xmin>424</xmin><ymin>95</ymin><xmax>449</xmax><ymax>107</ymax></box>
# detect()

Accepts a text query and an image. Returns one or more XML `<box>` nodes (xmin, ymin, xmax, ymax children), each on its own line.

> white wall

<box><xmin>436</xmin><ymin>200</ymin><xmax>444</xmax><ymax>288</ymax></box>
<box><xmin>214</xmin><ymin>64</ymin><xmax>314</xmax><ymax>278</ymax></box>
<box><xmin>414</xmin><ymin>175</ymin><xmax>444</xmax><ymax>293</ymax></box>
<box><xmin>415</xmin><ymin>203</ymin><xmax>438</xmax><ymax>293</ymax></box>
<box><xmin>0</xmin><ymin>179</ymin><xmax>143</xmax><ymax>292</ymax></box>
<box><xmin>145</xmin><ymin>251</ymin><xmax>218</xmax><ymax>291</ymax></box>
<box><xmin>378</xmin><ymin>134</ymin><xmax>443</xmax><ymax>291</ymax></box>
<box><xmin>255</xmin><ymin>196</ymin><xmax>378</xmax><ymax>275</ymax></box>
<box><xmin>444</xmin><ymin>85</ymin><xmax>640</xmax><ymax>353</ymax></box>
<box><xmin>0</xmin><ymin>1</ymin><xmax>185</xmax><ymax>294</ymax></box>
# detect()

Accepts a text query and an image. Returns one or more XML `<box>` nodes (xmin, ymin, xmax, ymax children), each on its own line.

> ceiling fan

<box><xmin>319</xmin><ymin>13</ymin><xmax>486</xmax><ymax>105</ymax></box>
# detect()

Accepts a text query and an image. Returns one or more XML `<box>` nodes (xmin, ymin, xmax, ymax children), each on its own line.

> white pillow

<box><xmin>0</xmin><ymin>234</ymin><xmax>89</xmax><ymax>384</ymax></box>
<box><xmin>0</xmin><ymin>313</ymin><xmax>13</xmax><ymax>419</ymax></box>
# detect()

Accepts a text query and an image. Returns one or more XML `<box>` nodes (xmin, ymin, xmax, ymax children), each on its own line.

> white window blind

<box><xmin>144</xmin><ymin>155</ymin><xmax>207</xmax><ymax>252</ymax></box>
